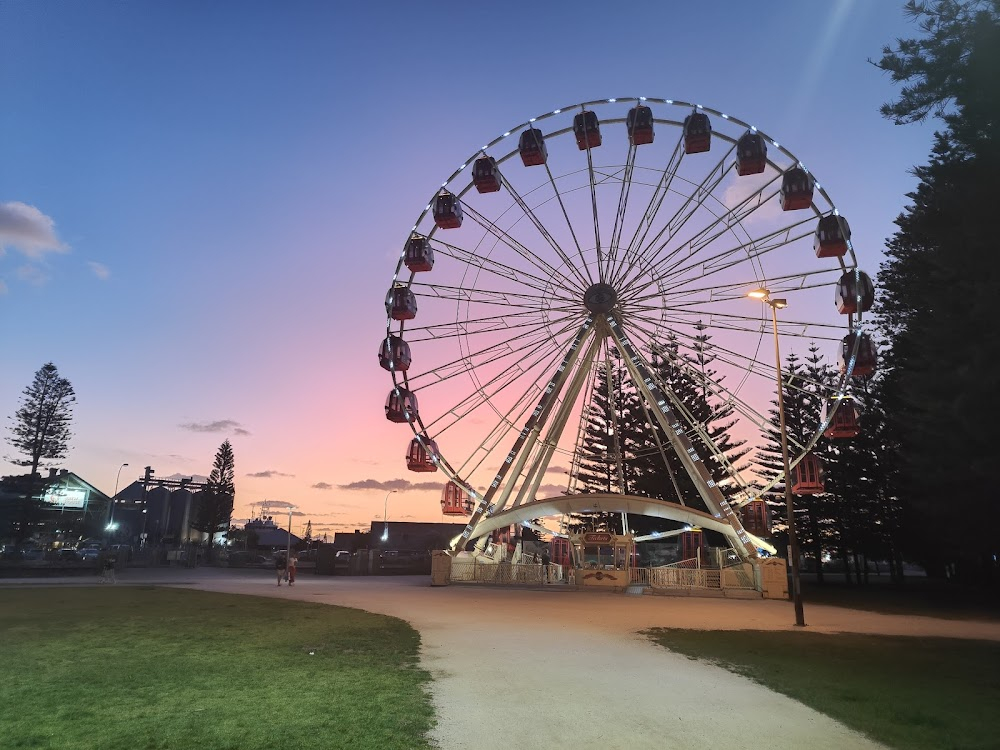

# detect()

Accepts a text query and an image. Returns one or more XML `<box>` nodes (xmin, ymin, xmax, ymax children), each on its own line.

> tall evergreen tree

<box><xmin>5</xmin><ymin>362</ymin><xmax>76</xmax><ymax>475</ymax></box>
<box><xmin>3</xmin><ymin>363</ymin><xmax>76</xmax><ymax>543</ymax></box>
<box><xmin>570</xmin><ymin>329</ymin><xmax>752</xmax><ymax>539</ymax></box>
<box><xmin>872</xmin><ymin>0</ymin><xmax>1000</xmax><ymax>579</ymax></box>
<box><xmin>192</xmin><ymin>440</ymin><xmax>236</xmax><ymax>558</ymax></box>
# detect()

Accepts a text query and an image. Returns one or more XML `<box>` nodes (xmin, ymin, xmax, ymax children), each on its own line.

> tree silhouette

<box><xmin>3</xmin><ymin>363</ymin><xmax>76</xmax><ymax>543</ymax></box>
<box><xmin>192</xmin><ymin>440</ymin><xmax>236</xmax><ymax>559</ymax></box>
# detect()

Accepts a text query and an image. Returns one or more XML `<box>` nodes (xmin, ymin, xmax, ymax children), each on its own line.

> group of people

<box><xmin>274</xmin><ymin>552</ymin><xmax>297</xmax><ymax>586</ymax></box>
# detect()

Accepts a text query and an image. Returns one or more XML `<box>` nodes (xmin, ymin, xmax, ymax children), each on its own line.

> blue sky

<box><xmin>0</xmin><ymin>1</ymin><xmax>937</xmax><ymax>536</ymax></box>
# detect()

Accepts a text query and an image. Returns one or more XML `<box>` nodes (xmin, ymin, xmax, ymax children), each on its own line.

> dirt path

<box><xmin>178</xmin><ymin>573</ymin><xmax>999</xmax><ymax>750</ymax></box>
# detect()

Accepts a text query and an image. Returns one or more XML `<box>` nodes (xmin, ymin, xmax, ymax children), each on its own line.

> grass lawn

<box><xmin>802</xmin><ymin>579</ymin><xmax>1000</xmax><ymax>621</ymax></box>
<box><xmin>0</xmin><ymin>587</ymin><xmax>434</xmax><ymax>750</ymax></box>
<box><xmin>645</xmin><ymin>628</ymin><xmax>1000</xmax><ymax>750</ymax></box>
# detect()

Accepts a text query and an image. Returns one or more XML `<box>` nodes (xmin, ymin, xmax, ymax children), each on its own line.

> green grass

<box><xmin>0</xmin><ymin>587</ymin><xmax>434</xmax><ymax>750</ymax></box>
<box><xmin>645</xmin><ymin>628</ymin><xmax>1000</xmax><ymax>750</ymax></box>
<box><xmin>802</xmin><ymin>580</ymin><xmax>1000</xmax><ymax>621</ymax></box>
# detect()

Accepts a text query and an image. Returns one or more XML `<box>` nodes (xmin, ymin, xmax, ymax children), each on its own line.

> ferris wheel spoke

<box><xmin>605</xmin><ymin>144</ymin><xmax>638</xmax><ymax>284</ymax></box>
<box><xmin>460</xmin><ymin>202</ymin><xmax>583</xmax><ymax>292</ymax></box>
<box><xmin>644</xmin><ymin>219</ymin><xmax>815</xmax><ymax>294</ymax></box>
<box><xmin>538</xmin><ymin>160</ymin><xmax>595</xmax><ymax>287</ymax></box>
<box><xmin>431</xmin><ymin>237</ymin><xmax>568</xmax><ymax>296</ymax></box>
<box><xmin>401</xmin><ymin>309</ymin><xmax>565</xmax><ymax>343</ymax></box>
<box><xmin>410</xmin><ymin>281</ymin><xmax>574</xmax><ymax>311</ymax></box>
<box><xmin>492</xmin><ymin>180</ymin><xmax>591</xmax><ymax>290</ymax></box>
<box><xmin>618</xmin><ymin>170</ymin><xmax>785</xmax><ymax>295</ymax></box>
<box><xmin>614</xmin><ymin>143</ymin><xmax>736</xmax><ymax>292</ymax></box>
<box><xmin>419</xmin><ymin>327</ymin><xmax>572</xmax><ymax>436</ymax></box>
<box><xmin>611</xmin><ymin>135</ymin><xmax>687</xmax><ymax>289</ymax></box>
<box><xmin>407</xmin><ymin>318</ymin><xmax>578</xmax><ymax>391</ymax></box>
<box><xmin>628</xmin><ymin>266</ymin><xmax>845</xmax><ymax>304</ymax></box>
<box><xmin>580</xmin><ymin>121</ymin><xmax>604</xmax><ymax>284</ymax></box>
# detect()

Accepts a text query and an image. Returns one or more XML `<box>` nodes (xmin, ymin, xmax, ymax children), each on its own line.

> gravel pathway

<box><xmin>176</xmin><ymin>573</ymin><xmax>999</xmax><ymax>750</ymax></box>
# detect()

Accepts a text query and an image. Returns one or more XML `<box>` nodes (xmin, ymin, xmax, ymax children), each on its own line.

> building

<box><xmin>0</xmin><ymin>469</ymin><xmax>111</xmax><ymax>547</ymax></box>
<box><xmin>244</xmin><ymin>516</ymin><xmax>301</xmax><ymax>552</ymax></box>
<box><xmin>368</xmin><ymin>521</ymin><xmax>470</xmax><ymax>551</ymax></box>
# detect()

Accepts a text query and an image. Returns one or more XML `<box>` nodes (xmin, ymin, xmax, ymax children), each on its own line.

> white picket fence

<box><xmin>450</xmin><ymin>559</ymin><xmax>564</xmax><ymax>585</ymax></box>
<box><xmin>630</xmin><ymin>560</ymin><xmax>758</xmax><ymax>591</ymax></box>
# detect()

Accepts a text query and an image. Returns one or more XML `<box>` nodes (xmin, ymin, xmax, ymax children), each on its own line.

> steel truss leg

<box><xmin>450</xmin><ymin>318</ymin><xmax>596</xmax><ymax>553</ymax></box>
<box><xmin>604</xmin><ymin>315</ymin><xmax>759</xmax><ymax>560</ymax></box>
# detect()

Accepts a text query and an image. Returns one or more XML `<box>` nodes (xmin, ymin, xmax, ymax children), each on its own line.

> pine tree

<box><xmin>571</xmin><ymin>354</ymin><xmax>642</xmax><ymax>532</ymax></box>
<box><xmin>570</xmin><ymin>329</ymin><xmax>753</xmax><ymax>540</ymax></box>
<box><xmin>3</xmin><ymin>363</ymin><xmax>76</xmax><ymax>543</ymax></box>
<box><xmin>5</xmin><ymin>363</ymin><xmax>76</xmax><ymax>475</ymax></box>
<box><xmin>755</xmin><ymin>351</ymin><xmax>818</xmax><ymax>572</ymax></box>
<box><xmin>872</xmin><ymin>0</ymin><xmax>1000</xmax><ymax>579</ymax></box>
<box><xmin>192</xmin><ymin>440</ymin><xmax>236</xmax><ymax>559</ymax></box>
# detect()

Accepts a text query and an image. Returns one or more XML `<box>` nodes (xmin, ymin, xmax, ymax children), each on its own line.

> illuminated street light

<box><xmin>106</xmin><ymin>463</ymin><xmax>128</xmax><ymax>541</ymax></box>
<box><xmin>382</xmin><ymin>490</ymin><xmax>397</xmax><ymax>542</ymax></box>
<box><xmin>749</xmin><ymin>288</ymin><xmax>805</xmax><ymax>627</ymax></box>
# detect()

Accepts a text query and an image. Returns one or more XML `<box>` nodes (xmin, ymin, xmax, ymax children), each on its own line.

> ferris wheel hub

<box><xmin>583</xmin><ymin>282</ymin><xmax>618</xmax><ymax>314</ymax></box>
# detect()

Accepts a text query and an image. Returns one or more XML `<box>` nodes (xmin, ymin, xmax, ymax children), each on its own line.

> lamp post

<box><xmin>382</xmin><ymin>490</ymin><xmax>397</xmax><ymax>543</ymax></box>
<box><xmin>285</xmin><ymin>505</ymin><xmax>295</xmax><ymax>563</ymax></box>
<box><xmin>106</xmin><ymin>462</ymin><xmax>129</xmax><ymax>539</ymax></box>
<box><xmin>749</xmin><ymin>288</ymin><xmax>805</xmax><ymax>627</ymax></box>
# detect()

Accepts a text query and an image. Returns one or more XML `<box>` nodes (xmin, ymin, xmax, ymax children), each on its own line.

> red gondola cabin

<box><xmin>386</xmin><ymin>284</ymin><xmax>417</xmax><ymax>321</ymax></box>
<box><xmin>573</xmin><ymin>110</ymin><xmax>602</xmax><ymax>150</ymax></box>
<box><xmin>441</xmin><ymin>481</ymin><xmax>473</xmax><ymax>516</ymax></box>
<box><xmin>740</xmin><ymin>499</ymin><xmax>771</xmax><ymax>537</ymax></box>
<box><xmin>683</xmin><ymin>112</ymin><xmax>711</xmax><ymax>154</ymax></box>
<box><xmin>404</xmin><ymin>233</ymin><xmax>434</xmax><ymax>273</ymax></box>
<box><xmin>432</xmin><ymin>190</ymin><xmax>463</xmax><ymax>229</ymax></box>
<box><xmin>626</xmin><ymin>104</ymin><xmax>654</xmax><ymax>145</ymax></box>
<box><xmin>824</xmin><ymin>396</ymin><xmax>861</xmax><ymax>439</ymax></box>
<box><xmin>519</xmin><ymin>127</ymin><xmax>547</xmax><ymax>166</ymax></box>
<box><xmin>814</xmin><ymin>214</ymin><xmax>851</xmax><ymax>258</ymax></box>
<box><xmin>406</xmin><ymin>437</ymin><xmax>439</xmax><ymax>472</ymax></box>
<box><xmin>472</xmin><ymin>156</ymin><xmax>502</xmax><ymax>193</ymax></box>
<box><xmin>385</xmin><ymin>388</ymin><xmax>418</xmax><ymax>423</ymax></box>
<box><xmin>780</xmin><ymin>167</ymin><xmax>814</xmax><ymax>211</ymax></box>
<box><xmin>736</xmin><ymin>131</ymin><xmax>767</xmax><ymax>176</ymax></box>
<box><xmin>839</xmin><ymin>332</ymin><xmax>877</xmax><ymax>378</ymax></box>
<box><xmin>835</xmin><ymin>270</ymin><xmax>875</xmax><ymax>315</ymax></box>
<box><xmin>791</xmin><ymin>453</ymin><xmax>824</xmax><ymax>495</ymax></box>
<box><xmin>378</xmin><ymin>335</ymin><xmax>411</xmax><ymax>372</ymax></box>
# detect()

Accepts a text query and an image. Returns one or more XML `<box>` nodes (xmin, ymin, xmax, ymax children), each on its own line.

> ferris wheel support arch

<box><xmin>457</xmin><ymin>493</ymin><xmax>775</xmax><ymax>555</ymax></box>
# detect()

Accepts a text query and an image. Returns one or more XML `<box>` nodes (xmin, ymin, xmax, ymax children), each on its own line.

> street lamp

<box><xmin>106</xmin><ymin>463</ymin><xmax>129</xmax><ymax>538</ymax></box>
<box><xmin>382</xmin><ymin>490</ymin><xmax>397</xmax><ymax>542</ymax></box>
<box><xmin>749</xmin><ymin>288</ymin><xmax>805</xmax><ymax>627</ymax></box>
<box><xmin>285</xmin><ymin>504</ymin><xmax>296</xmax><ymax>563</ymax></box>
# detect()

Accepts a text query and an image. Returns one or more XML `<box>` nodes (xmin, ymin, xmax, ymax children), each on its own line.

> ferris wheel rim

<box><xmin>384</xmin><ymin>97</ymin><xmax>868</xmax><ymax>529</ymax></box>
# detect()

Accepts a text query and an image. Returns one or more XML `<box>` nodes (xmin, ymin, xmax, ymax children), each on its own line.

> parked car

<box><xmin>57</xmin><ymin>548</ymin><xmax>80</xmax><ymax>561</ymax></box>
<box><xmin>78</xmin><ymin>548</ymin><xmax>101</xmax><ymax>561</ymax></box>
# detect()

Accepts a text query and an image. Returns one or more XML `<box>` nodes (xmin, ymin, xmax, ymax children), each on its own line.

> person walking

<box><xmin>275</xmin><ymin>553</ymin><xmax>287</xmax><ymax>586</ymax></box>
<box><xmin>287</xmin><ymin>553</ymin><xmax>298</xmax><ymax>586</ymax></box>
<box><xmin>100</xmin><ymin>554</ymin><xmax>117</xmax><ymax>584</ymax></box>
<box><xmin>541</xmin><ymin>549</ymin><xmax>551</xmax><ymax>584</ymax></box>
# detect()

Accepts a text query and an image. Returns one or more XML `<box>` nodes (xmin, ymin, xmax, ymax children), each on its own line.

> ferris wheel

<box><xmin>380</xmin><ymin>97</ymin><xmax>875</xmax><ymax>559</ymax></box>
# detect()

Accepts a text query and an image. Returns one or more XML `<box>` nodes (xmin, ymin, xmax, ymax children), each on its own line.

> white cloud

<box><xmin>720</xmin><ymin>174</ymin><xmax>783</xmax><ymax>226</ymax></box>
<box><xmin>88</xmin><ymin>261</ymin><xmax>110</xmax><ymax>280</ymax></box>
<box><xmin>16</xmin><ymin>264</ymin><xmax>49</xmax><ymax>285</ymax></box>
<box><xmin>0</xmin><ymin>202</ymin><xmax>67</xmax><ymax>259</ymax></box>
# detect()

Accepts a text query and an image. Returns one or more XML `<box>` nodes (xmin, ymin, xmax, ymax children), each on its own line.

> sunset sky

<box><xmin>0</xmin><ymin>1</ymin><xmax>936</xmax><ymax>539</ymax></box>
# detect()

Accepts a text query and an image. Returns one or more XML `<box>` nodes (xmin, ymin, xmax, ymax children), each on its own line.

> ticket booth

<box><xmin>569</xmin><ymin>532</ymin><xmax>635</xmax><ymax>588</ymax></box>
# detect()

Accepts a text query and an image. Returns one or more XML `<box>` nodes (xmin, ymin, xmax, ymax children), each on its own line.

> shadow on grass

<box><xmin>645</xmin><ymin>628</ymin><xmax>1000</xmax><ymax>750</ymax></box>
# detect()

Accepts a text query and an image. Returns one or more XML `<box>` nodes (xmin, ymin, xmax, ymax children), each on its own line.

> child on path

<box><xmin>275</xmin><ymin>553</ymin><xmax>287</xmax><ymax>585</ymax></box>
<box><xmin>287</xmin><ymin>554</ymin><xmax>297</xmax><ymax>586</ymax></box>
